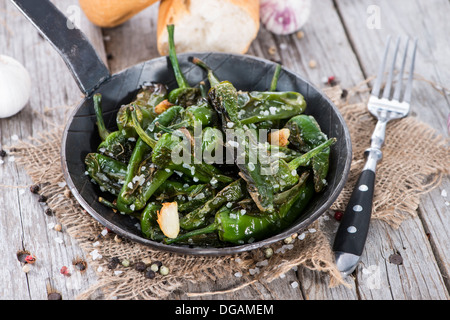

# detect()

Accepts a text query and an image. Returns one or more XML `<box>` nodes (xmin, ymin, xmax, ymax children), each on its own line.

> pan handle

<box><xmin>11</xmin><ymin>0</ymin><xmax>110</xmax><ymax>95</ymax></box>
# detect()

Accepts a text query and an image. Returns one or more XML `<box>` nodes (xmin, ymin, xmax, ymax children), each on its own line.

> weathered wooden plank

<box><xmin>0</xmin><ymin>0</ymin><xmax>107</xmax><ymax>299</ymax></box>
<box><xmin>334</xmin><ymin>0</ymin><xmax>450</xmax><ymax>299</ymax></box>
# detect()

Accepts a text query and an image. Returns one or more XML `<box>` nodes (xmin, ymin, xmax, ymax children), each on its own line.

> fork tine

<box><xmin>371</xmin><ymin>35</ymin><xmax>392</xmax><ymax>98</ymax></box>
<box><xmin>403</xmin><ymin>38</ymin><xmax>418</xmax><ymax>103</ymax></box>
<box><xmin>393</xmin><ymin>37</ymin><xmax>410</xmax><ymax>101</ymax></box>
<box><xmin>382</xmin><ymin>37</ymin><xmax>401</xmax><ymax>99</ymax></box>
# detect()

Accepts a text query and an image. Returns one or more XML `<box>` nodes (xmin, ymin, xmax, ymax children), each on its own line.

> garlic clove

<box><xmin>0</xmin><ymin>55</ymin><xmax>31</xmax><ymax>118</ymax></box>
<box><xmin>157</xmin><ymin>202</ymin><xmax>180</xmax><ymax>239</ymax></box>
<box><xmin>260</xmin><ymin>0</ymin><xmax>312</xmax><ymax>35</ymax></box>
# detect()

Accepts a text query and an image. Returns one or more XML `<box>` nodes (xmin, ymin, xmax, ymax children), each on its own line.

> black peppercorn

<box><xmin>38</xmin><ymin>195</ymin><xmax>47</xmax><ymax>203</ymax></box>
<box><xmin>0</xmin><ymin>149</ymin><xmax>6</xmax><ymax>157</ymax></box>
<box><xmin>108</xmin><ymin>257</ymin><xmax>120</xmax><ymax>270</ymax></box>
<box><xmin>47</xmin><ymin>292</ymin><xmax>62</xmax><ymax>300</ymax></box>
<box><xmin>30</xmin><ymin>184</ymin><xmax>40</xmax><ymax>194</ymax></box>
<box><xmin>134</xmin><ymin>261</ymin><xmax>146</xmax><ymax>272</ymax></box>
<box><xmin>44</xmin><ymin>208</ymin><xmax>54</xmax><ymax>216</ymax></box>
<box><xmin>144</xmin><ymin>269</ymin><xmax>155</xmax><ymax>279</ymax></box>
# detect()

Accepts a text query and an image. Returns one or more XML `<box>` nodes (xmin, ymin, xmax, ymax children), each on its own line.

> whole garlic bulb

<box><xmin>0</xmin><ymin>55</ymin><xmax>31</xmax><ymax>118</ymax></box>
<box><xmin>260</xmin><ymin>0</ymin><xmax>312</xmax><ymax>35</ymax></box>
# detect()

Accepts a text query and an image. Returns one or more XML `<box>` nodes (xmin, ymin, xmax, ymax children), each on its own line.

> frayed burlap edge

<box><xmin>7</xmin><ymin>81</ymin><xmax>449</xmax><ymax>299</ymax></box>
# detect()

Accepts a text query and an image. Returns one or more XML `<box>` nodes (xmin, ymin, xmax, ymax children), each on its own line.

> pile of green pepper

<box><xmin>85</xmin><ymin>25</ymin><xmax>336</xmax><ymax>247</ymax></box>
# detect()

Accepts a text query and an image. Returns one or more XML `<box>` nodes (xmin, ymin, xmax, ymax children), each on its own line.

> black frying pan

<box><xmin>12</xmin><ymin>0</ymin><xmax>352</xmax><ymax>256</ymax></box>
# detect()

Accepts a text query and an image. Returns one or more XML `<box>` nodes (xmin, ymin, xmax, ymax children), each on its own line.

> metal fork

<box><xmin>333</xmin><ymin>36</ymin><xmax>418</xmax><ymax>276</ymax></box>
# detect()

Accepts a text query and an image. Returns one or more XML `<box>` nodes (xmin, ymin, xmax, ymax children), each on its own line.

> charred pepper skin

<box><xmin>166</xmin><ymin>173</ymin><xmax>314</xmax><ymax>245</ymax></box>
<box><xmin>179</xmin><ymin>179</ymin><xmax>247</xmax><ymax>231</ymax></box>
<box><xmin>285</xmin><ymin>115</ymin><xmax>332</xmax><ymax>192</ymax></box>
<box><xmin>116</xmin><ymin>83</ymin><xmax>169</xmax><ymax>138</ymax></box>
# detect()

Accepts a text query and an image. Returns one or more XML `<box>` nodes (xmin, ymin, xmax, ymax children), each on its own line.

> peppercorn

<box><xmin>159</xmin><ymin>265</ymin><xmax>169</xmax><ymax>276</ymax></box>
<box><xmin>30</xmin><ymin>184</ymin><xmax>40</xmax><ymax>194</ymax></box>
<box><xmin>150</xmin><ymin>263</ymin><xmax>159</xmax><ymax>272</ymax></box>
<box><xmin>144</xmin><ymin>268</ymin><xmax>155</xmax><ymax>279</ymax></box>
<box><xmin>74</xmin><ymin>260</ymin><xmax>87</xmax><ymax>272</ymax></box>
<box><xmin>134</xmin><ymin>261</ymin><xmax>146</xmax><ymax>272</ymax></box>
<box><xmin>44</xmin><ymin>208</ymin><xmax>54</xmax><ymax>216</ymax></box>
<box><xmin>38</xmin><ymin>195</ymin><xmax>47</xmax><ymax>203</ymax></box>
<box><xmin>47</xmin><ymin>292</ymin><xmax>62</xmax><ymax>300</ymax></box>
<box><xmin>264</xmin><ymin>247</ymin><xmax>274</xmax><ymax>259</ymax></box>
<box><xmin>16</xmin><ymin>250</ymin><xmax>30</xmax><ymax>263</ymax></box>
<box><xmin>0</xmin><ymin>149</ymin><xmax>6</xmax><ymax>157</ymax></box>
<box><xmin>334</xmin><ymin>211</ymin><xmax>343</xmax><ymax>221</ymax></box>
<box><xmin>25</xmin><ymin>255</ymin><xmax>36</xmax><ymax>264</ymax></box>
<box><xmin>108</xmin><ymin>257</ymin><xmax>120</xmax><ymax>269</ymax></box>
<box><xmin>60</xmin><ymin>266</ymin><xmax>71</xmax><ymax>277</ymax></box>
<box><xmin>121</xmin><ymin>259</ymin><xmax>130</xmax><ymax>267</ymax></box>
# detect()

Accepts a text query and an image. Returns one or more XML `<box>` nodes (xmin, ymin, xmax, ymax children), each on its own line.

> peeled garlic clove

<box><xmin>268</xmin><ymin>128</ymin><xmax>290</xmax><ymax>147</ymax></box>
<box><xmin>157</xmin><ymin>202</ymin><xmax>180</xmax><ymax>239</ymax></box>
<box><xmin>260</xmin><ymin>0</ymin><xmax>312</xmax><ymax>35</ymax></box>
<box><xmin>0</xmin><ymin>55</ymin><xmax>31</xmax><ymax>118</ymax></box>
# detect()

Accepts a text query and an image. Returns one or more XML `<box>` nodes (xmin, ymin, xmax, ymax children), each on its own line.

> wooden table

<box><xmin>1</xmin><ymin>0</ymin><xmax>449</xmax><ymax>300</ymax></box>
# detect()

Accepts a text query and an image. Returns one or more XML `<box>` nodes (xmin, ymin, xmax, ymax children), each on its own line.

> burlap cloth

<box><xmin>8</xmin><ymin>80</ymin><xmax>450</xmax><ymax>300</ymax></box>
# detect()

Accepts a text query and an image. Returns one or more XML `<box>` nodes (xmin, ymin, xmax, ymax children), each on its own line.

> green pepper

<box><xmin>166</xmin><ymin>24</ymin><xmax>202</xmax><ymax>106</ymax></box>
<box><xmin>179</xmin><ymin>179</ymin><xmax>247</xmax><ymax>231</ymax></box>
<box><xmin>207</xmin><ymin>78</ymin><xmax>276</xmax><ymax>213</ymax></box>
<box><xmin>236</xmin><ymin>91</ymin><xmax>306</xmax><ymax>125</ymax></box>
<box><xmin>116</xmin><ymin>105</ymin><xmax>183</xmax><ymax>213</ymax></box>
<box><xmin>191</xmin><ymin>58</ymin><xmax>306</xmax><ymax>125</ymax></box>
<box><xmin>93</xmin><ymin>93</ymin><xmax>110</xmax><ymax>141</ymax></box>
<box><xmin>270</xmin><ymin>137</ymin><xmax>336</xmax><ymax>193</ymax></box>
<box><xmin>93</xmin><ymin>93</ymin><xmax>136</xmax><ymax>163</ymax></box>
<box><xmin>167</xmin><ymin>172</ymin><xmax>314</xmax><ymax>245</ymax></box>
<box><xmin>140</xmin><ymin>202</ymin><xmax>164</xmax><ymax>240</ymax></box>
<box><xmin>116</xmin><ymin>83</ymin><xmax>168</xmax><ymax>138</ymax></box>
<box><xmin>285</xmin><ymin>115</ymin><xmax>331</xmax><ymax>192</ymax></box>
<box><xmin>151</xmin><ymin>131</ymin><xmax>233</xmax><ymax>185</ymax></box>
<box><xmin>85</xmin><ymin>152</ymin><xmax>127</xmax><ymax>195</ymax></box>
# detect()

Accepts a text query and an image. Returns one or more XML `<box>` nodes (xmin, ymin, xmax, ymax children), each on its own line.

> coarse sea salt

<box><xmin>441</xmin><ymin>189</ymin><xmax>447</xmax><ymax>198</ymax></box>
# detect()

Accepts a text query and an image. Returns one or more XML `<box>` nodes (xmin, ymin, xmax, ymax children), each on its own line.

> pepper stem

<box><xmin>288</xmin><ymin>138</ymin><xmax>337</xmax><ymax>171</ymax></box>
<box><xmin>130</xmin><ymin>106</ymin><xmax>157</xmax><ymax>148</ymax></box>
<box><xmin>93</xmin><ymin>93</ymin><xmax>110</xmax><ymax>141</ymax></box>
<box><xmin>164</xmin><ymin>223</ymin><xmax>217</xmax><ymax>244</ymax></box>
<box><xmin>269</xmin><ymin>64</ymin><xmax>282</xmax><ymax>91</ymax></box>
<box><xmin>190</xmin><ymin>57</ymin><xmax>221</xmax><ymax>87</ymax></box>
<box><xmin>167</xmin><ymin>24</ymin><xmax>190</xmax><ymax>89</ymax></box>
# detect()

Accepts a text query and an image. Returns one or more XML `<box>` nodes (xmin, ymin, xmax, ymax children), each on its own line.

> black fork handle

<box><xmin>11</xmin><ymin>0</ymin><xmax>110</xmax><ymax>95</ymax></box>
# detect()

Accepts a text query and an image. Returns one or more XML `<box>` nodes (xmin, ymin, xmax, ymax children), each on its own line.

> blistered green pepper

<box><xmin>167</xmin><ymin>172</ymin><xmax>314</xmax><ymax>245</ymax></box>
<box><xmin>285</xmin><ymin>115</ymin><xmax>331</xmax><ymax>192</ymax></box>
<box><xmin>85</xmin><ymin>153</ymin><xmax>127</xmax><ymax>195</ymax></box>
<box><xmin>166</xmin><ymin>24</ymin><xmax>202</xmax><ymax>106</ymax></box>
<box><xmin>116</xmin><ymin>83</ymin><xmax>168</xmax><ymax>138</ymax></box>
<box><xmin>140</xmin><ymin>202</ymin><xmax>164</xmax><ymax>240</ymax></box>
<box><xmin>116</xmin><ymin>105</ymin><xmax>183</xmax><ymax>213</ymax></box>
<box><xmin>180</xmin><ymin>179</ymin><xmax>247</xmax><ymax>231</ymax></box>
<box><xmin>93</xmin><ymin>93</ymin><xmax>136</xmax><ymax>163</ymax></box>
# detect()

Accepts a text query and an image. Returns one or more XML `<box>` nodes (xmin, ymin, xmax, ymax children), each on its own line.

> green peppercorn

<box><xmin>121</xmin><ymin>259</ymin><xmax>130</xmax><ymax>267</ymax></box>
<box><xmin>159</xmin><ymin>265</ymin><xmax>169</xmax><ymax>276</ymax></box>
<box><xmin>264</xmin><ymin>247</ymin><xmax>274</xmax><ymax>259</ymax></box>
<box><xmin>150</xmin><ymin>263</ymin><xmax>159</xmax><ymax>272</ymax></box>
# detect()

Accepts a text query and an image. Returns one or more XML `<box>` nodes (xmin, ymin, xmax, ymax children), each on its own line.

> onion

<box><xmin>0</xmin><ymin>55</ymin><xmax>31</xmax><ymax>118</ymax></box>
<box><xmin>260</xmin><ymin>0</ymin><xmax>312</xmax><ymax>35</ymax></box>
